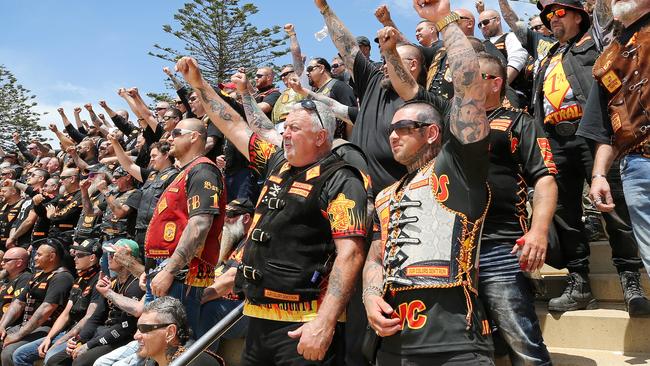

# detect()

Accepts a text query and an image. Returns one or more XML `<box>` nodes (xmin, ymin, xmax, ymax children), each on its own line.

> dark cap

<box><xmin>356</xmin><ymin>36</ymin><xmax>371</xmax><ymax>47</ymax></box>
<box><xmin>71</xmin><ymin>238</ymin><xmax>103</xmax><ymax>257</ymax></box>
<box><xmin>539</xmin><ymin>0</ymin><xmax>590</xmax><ymax>33</ymax></box>
<box><xmin>227</xmin><ymin>198</ymin><xmax>255</xmax><ymax>215</ymax></box>
<box><xmin>3</xmin><ymin>150</ymin><xmax>18</xmax><ymax>159</ymax></box>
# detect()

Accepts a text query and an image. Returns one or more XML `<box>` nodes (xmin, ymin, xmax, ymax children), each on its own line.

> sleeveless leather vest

<box><xmin>136</xmin><ymin>166</ymin><xmax>179</xmax><ymax>230</ymax></box>
<box><xmin>426</xmin><ymin>48</ymin><xmax>454</xmax><ymax>99</ymax></box>
<box><xmin>0</xmin><ymin>199</ymin><xmax>23</xmax><ymax>244</ymax></box>
<box><xmin>592</xmin><ymin>24</ymin><xmax>650</xmax><ymax>156</ymax></box>
<box><xmin>375</xmin><ymin>162</ymin><xmax>489</xmax><ymax>324</ymax></box>
<box><xmin>145</xmin><ymin>157</ymin><xmax>225</xmax><ymax>285</ymax></box>
<box><xmin>237</xmin><ymin>153</ymin><xmax>356</xmax><ymax>304</ymax></box>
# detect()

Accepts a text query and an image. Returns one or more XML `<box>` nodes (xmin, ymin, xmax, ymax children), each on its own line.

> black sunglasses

<box><xmin>137</xmin><ymin>323</ymin><xmax>173</xmax><ymax>333</ymax></box>
<box><xmin>300</xmin><ymin>99</ymin><xmax>324</xmax><ymax>129</ymax></box>
<box><xmin>306</xmin><ymin>65</ymin><xmax>321</xmax><ymax>73</ymax></box>
<box><xmin>73</xmin><ymin>252</ymin><xmax>92</xmax><ymax>259</ymax></box>
<box><xmin>530</xmin><ymin>24</ymin><xmax>545</xmax><ymax>31</ymax></box>
<box><xmin>478</xmin><ymin>17</ymin><xmax>498</xmax><ymax>28</ymax></box>
<box><xmin>331</xmin><ymin>63</ymin><xmax>341</xmax><ymax>69</ymax></box>
<box><xmin>280</xmin><ymin>70</ymin><xmax>294</xmax><ymax>78</ymax></box>
<box><xmin>388</xmin><ymin>119</ymin><xmax>432</xmax><ymax>134</ymax></box>
<box><xmin>225</xmin><ymin>210</ymin><xmax>246</xmax><ymax>218</ymax></box>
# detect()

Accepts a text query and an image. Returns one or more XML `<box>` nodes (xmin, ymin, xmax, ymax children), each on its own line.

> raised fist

<box><xmin>57</xmin><ymin>108</ymin><xmax>65</xmax><ymax>115</ymax></box>
<box><xmin>66</xmin><ymin>146</ymin><xmax>77</xmax><ymax>157</ymax></box>
<box><xmin>117</xmin><ymin>88</ymin><xmax>127</xmax><ymax>97</ymax></box>
<box><xmin>80</xmin><ymin>178</ymin><xmax>92</xmax><ymax>191</ymax></box>
<box><xmin>175</xmin><ymin>57</ymin><xmax>205</xmax><ymax>88</ymax></box>
<box><xmin>12</xmin><ymin>132</ymin><xmax>20</xmax><ymax>144</ymax></box>
<box><xmin>230</xmin><ymin>72</ymin><xmax>249</xmax><ymax>93</ymax></box>
<box><xmin>96</xmin><ymin>179</ymin><xmax>108</xmax><ymax>193</ymax></box>
<box><xmin>48</xmin><ymin>123</ymin><xmax>58</xmax><ymax>133</ymax></box>
<box><xmin>375</xmin><ymin>5</ymin><xmax>393</xmax><ymax>25</ymax></box>
<box><xmin>377</xmin><ymin>26</ymin><xmax>399</xmax><ymax>52</ymax></box>
<box><xmin>163</xmin><ymin>66</ymin><xmax>173</xmax><ymax>76</ymax></box>
<box><xmin>287</xmin><ymin>75</ymin><xmax>307</xmax><ymax>96</ymax></box>
<box><xmin>475</xmin><ymin>0</ymin><xmax>485</xmax><ymax>13</ymax></box>
<box><xmin>98</xmin><ymin>100</ymin><xmax>108</xmax><ymax>109</ymax></box>
<box><xmin>126</xmin><ymin>87</ymin><xmax>139</xmax><ymax>98</ymax></box>
<box><xmin>284</xmin><ymin>23</ymin><xmax>295</xmax><ymax>34</ymax></box>
<box><xmin>314</xmin><ymin>0</ymin><xmax>329</xmax><ymax>11</ymax></box>
<box><xmin>73</xmin><ymin>107</ymin><xmax>82</xmax><ymax>114</ymax></box>
<box><xmin>412</xmin><ymin>0</ymin><xmax>452</xmax><ymax>23</ymax></box>
<box><xmin>84</xmin><ymin>103</ymin><xmax>93</xmax><ymax>111</ymax></box>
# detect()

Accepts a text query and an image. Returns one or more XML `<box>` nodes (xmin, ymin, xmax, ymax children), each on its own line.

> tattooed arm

<box><xmin>105</xmin><ymin>290</ymin><xmax>145</xmax><ymax>317</ymax></box>
<box><xmin>287</xmin><ymin>76</ymin><xmax>353</xmax><ymax>125</ymax></box>
<box><xmin>415</xmin><ymin>1</ymin><xmax>488</xmax><ymax>144</ymax></box>
<box><xmin>285</xmin><ymin>24</ymin><xmax>305</xmax><ymax>76</ymax></box>
<box><xmin>498</xmin><ymin>0</ymin><xmax>528</xmax><ymax>45</ymax></box>
<box><xmin>378</xmin><ymin>26</ymin><xmax>419</xmax><ymax>100</ymax></box>
<box><xmin>314</xmin><ymin>0</ymin><xmax>359</xmax><ymax>72</ymax></box>
<box><xmin>176</xmin><ymin>57</ymin><xmax>253</xmax><ymax>160</ymax></box>
<box><xmin>362</xmin><ymin>238</ymin><xmax>400</xmax><ymax>336</ymax></box>
<box><xmin>0</xmin><ymin>300</ymin><xmax>26</xmax><ymax>332</ymax></box>
<box><xmin>375</xmin><ymin>5</ymin><xmax>408</xmax><ymax>44</ymax></box>
<box><xmin>164</xmin><ymin>214</ymin><xmax>214</xmax><ymax>274</ymax></box>
<box><xmin>288</xmin><ymin>236</ymin><xmax>365</xmax><ymax>360</ymax></box>
<box><xmin>8</xmin><ymin>302</ymin><xmax>58</xmax><ymax>342</ymax></box>
<box><xmin>231</xmin><ymin>71</ymin><xmax>282</xmax><ymax>146</ymax></box>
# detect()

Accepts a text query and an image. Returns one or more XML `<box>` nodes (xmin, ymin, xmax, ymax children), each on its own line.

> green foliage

<box><xmin>0</xmin><ymin>65</ymin><xmax>44</xmax><ymax>147</ymax></box>
<box><xmin>150</xmin><ymin>0</ymin><xmax>290</xmax><ymax>85</ymax></box>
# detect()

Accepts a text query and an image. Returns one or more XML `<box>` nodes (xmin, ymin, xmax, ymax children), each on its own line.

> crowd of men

<box><xmin>0</xmin><ymin>0</ymin><xmax>649</xmax><ymax>365</ymax></box>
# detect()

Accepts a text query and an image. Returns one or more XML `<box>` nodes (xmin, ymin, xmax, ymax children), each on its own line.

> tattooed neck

<box><xmin>405</xmin><ymin>142</ymin><xmax>440</xmax><ymax>173</ymax></box>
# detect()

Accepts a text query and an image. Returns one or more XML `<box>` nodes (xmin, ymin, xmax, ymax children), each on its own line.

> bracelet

<box><xmin>592</xmin><ymin>174</ymin><xmax>607</xmax><ymax>180</ymax></box>
<box><xmin>361</xmin><ymin>285</ymin><xmax>383</xmax><ymax>304</ymax></box>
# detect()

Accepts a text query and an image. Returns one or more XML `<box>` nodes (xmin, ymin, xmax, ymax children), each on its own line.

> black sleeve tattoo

<box><xmin>165</xmin><ymin>214</ymin><xmax>214</xmax><ymax>273</ymax></box>
<box><xmin>242</xmin><ymin>94</ymin><xmax>282</xmax><ymax>146</ymax></box>
<box><xmin>197</xmin><ymin>87</ymin><xmax>233</xmax><ymax>122</ymax></box>
<box><xmin>106</xmin><ymin>291</ymin><xmax>144</xmax><ymax>317</ymax></box>
<box><xmin>498</xmin><ymin>0</ymin><xmax>528</xmax><ymax>44</ymax></box>
<box><xmin>320</xmin><ymin>6</ymin><xmax>360</xmax><ymax>73</ymax></box>
<box><xmin>13</xmin><ymin>303</ymin><xmax>57</xmax><ymax>339</ymax></box>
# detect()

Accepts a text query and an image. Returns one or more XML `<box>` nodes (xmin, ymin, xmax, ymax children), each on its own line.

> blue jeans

<box><xmin>145</xmin><ymin>278</ymin><xmax>202</xmax><ymax>337</ymax></box>
<box><xmin>93</xmin><ymin>340</ymin><xmax>144</xmax><ymax>366</ymax></box>
<box><xmin>12</xmin><ymin>332</ymin><xmax>65</xmax><ymax>366</ymax></box>
<box><xmin>479</xmin><ymin>271</ymin><xmax>551</xmax><ymax>365</ymax></box>
<box><xmin>621</xmin><ymin>154</ymin><xmax>650</xmax><ymax>275</ymax></box>
<box><xmin>198</xmin><ymin>298</ymin><xmax>249</xmax><ymax>351</ymax></box>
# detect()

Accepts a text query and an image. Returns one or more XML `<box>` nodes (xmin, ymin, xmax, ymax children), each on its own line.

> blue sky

<box><xmin>0</xmin><ymin>0</ymin><xmax>537</xmax><ymax>142</ymax></box>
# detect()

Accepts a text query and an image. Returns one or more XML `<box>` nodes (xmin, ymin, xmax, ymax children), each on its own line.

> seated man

<box><xmin>0</xmin><ymin>240</ymin><xmax>74</xmax><ymax>366</ymax></box>
<box><xmin>0</xmin><ymin>248</ymin><xmax>31</xmax><ymax>320</ymax></box>
<box><xmin>12</xmin><ymin>239</ymin><xmax>103</xmax><ymax>366</ymax></box>
<box><xmin>45</xmin><ymin>239</ymin><xmax>144</xmax><ymax>366</ymax></box>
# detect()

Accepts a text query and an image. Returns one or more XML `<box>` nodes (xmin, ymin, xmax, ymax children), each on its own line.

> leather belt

<box><xmin>551</xmin><ymin>120</ymin><xmax>579</xmax><ymax>137</ymax></box>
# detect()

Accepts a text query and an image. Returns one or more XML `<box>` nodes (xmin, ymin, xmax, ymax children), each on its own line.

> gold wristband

<box><xmin>435</xmin><ymin>12</ymin><xmax>460</xmax><ymax>32</ymax></box>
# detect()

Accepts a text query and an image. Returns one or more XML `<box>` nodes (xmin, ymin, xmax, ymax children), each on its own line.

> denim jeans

<box><xmin>479</xmin><ymin>272</ymin><xmax>551</xmax><ymax>366</ymax></box>
<box><xmin>12</xmin><ymin>332</ymin><xmax>66</xmax><ymax>366</ymax></box>
<box><xmin>145</xmin><ymin>277</ymin><xmax>202</xmax><ymax>337</ymax></box>
<box><xmin>197</xmin><ymin>298</ymin><xmax>249</xmax><ymax>351</ymax></box>
<box><xmin>93</xmin><ymin>340</ymin><xmax>144</xmax><ymax>366</ymax></box>
<box><xmin>621</xmin><ymin>154</ymin><xmax>650</xmax><ymax>275</ymax></box>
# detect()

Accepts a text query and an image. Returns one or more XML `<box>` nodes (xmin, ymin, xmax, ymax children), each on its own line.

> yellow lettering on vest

<box><xmin>190</xmin><ymin>195</ymin><xmax>201</xmax><ymax>210</ymax></box>
<box><xmin>601</xmin><ymin>70</ymin><xmax>622</xmax><ymax>94</ymax></box>
<box><xmin>263</xmin><ymin>289</ymin><xmax>300</xmax><ymax>302</ymax></box>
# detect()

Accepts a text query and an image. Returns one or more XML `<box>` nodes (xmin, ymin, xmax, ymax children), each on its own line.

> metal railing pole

<box><xmin>170</xmin><ymin>302</ymin><xmax>245</xmax><ymax>366</ymax></box>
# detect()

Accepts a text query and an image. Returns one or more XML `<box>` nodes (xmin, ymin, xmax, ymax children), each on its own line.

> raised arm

<box><xmin>287</xmin><ymin>76</ymin><xmax>354</xmax><ymax>125</ymax></box>
<box><xmin>415</xmin><ymin>0</ymin><xmax>488</xmax><ymax>144</ymax></box>
<box><xmin>126</xmin><ymin>88</ymin><xmax>159</xmax><ymax>133</ymax></box>
<box><xmin>163</xmin><ymin>66</ymin><xmax>185</xmax><ymax>90</ymax></box>
<box><xmin>48</xmin><ymin>124</ymin><xmax>75</xmax><ymax>150</ymax></box>
<box><xmin>98</xmin><ymin>100</ymin><xmax>117</xmax><ymax>118</ymax></box>
<box><xmin>285</xmin><ymin>24</ymin><xmax>305</xmax><ymax>76</ymax></box>
<box><xmin>72</xmin><ymin>107</ymin><xmax>85</xmax><ymax>129</ymax></box>
<box><xmin>497</xmin><ymin>0</ymin><xmax>528</xmax><ymax>44</ymax></box>
<box><xmin>378</xmin><ymin>27</ymin><xmax>419</xmax><ymax>101</ymax></box>
<box><xmin>375</xmin><ymin>5</ymin><xmax>408</xmax><ymax>44</ymax></box>
<box><xmin>314</xmin><ymin>0</ymin><xmax>360</xmax><ymax>72</ymax></box>
<box><xmin>176</xmin><ymin>57</ymin><xmax>253</xmax><ymax>159</ymax></box>
<box><xmin>107</xmin><ymin>132</ymin><xmax>142</xmax><ymax>182</ymax></box>
<box><xmin>231</xmin><ymin>71</ymin><xmax>282</xmax><ymax>146</ymax></box>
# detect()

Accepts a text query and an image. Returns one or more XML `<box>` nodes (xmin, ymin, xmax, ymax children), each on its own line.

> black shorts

<box><xmin>241</xmin><ymin>317</ymin><xmax>345</xmax><ymax>366</ymax></box>
<box><xmin>377</xmin><ymin>350</ymin><xmax>494</xmax><ymax>366</ymax></box>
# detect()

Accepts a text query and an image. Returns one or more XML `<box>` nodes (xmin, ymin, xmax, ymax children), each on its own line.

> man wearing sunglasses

<box><xmin>176</xmin><ymin>56</ymin><xmax>368</xmax><ymax>365</ymax></box>
<box><xmin>363</xmin><ymin>1</ymin><xmax>492</xmax><ymax>363</ymax></box>
<box><xmin>578</xmin><ymin>0</ymin><xmax>650</xmax><ymax>315</ymax></box>
<box><xmin>271</xmin><ymin>64</ymin><xmax>305</xmax><ymax>126</ymax></box>
<box><xmin>0</xmin><ymin>247</ymin><xmax>30</xmax><ymax>321</ymax></box>
<box><xmin>11</xmin><ymin>239</ymin><xmax>103</xmax><ymax>366</ymax></box>
<box><xmin>253</xmin><ymin>67</ymin><xmax>281</xmax><ymax>119</ymax></box>
<box><xmin>534</xmin><ymin>0</ymin><xmax>648</xmax><ymax>314</ymax></box>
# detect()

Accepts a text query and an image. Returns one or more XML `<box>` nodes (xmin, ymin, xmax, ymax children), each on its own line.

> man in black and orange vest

<box><xmin>146</xmin><ymin>117</ymin><xmax>226</xmax><ymax>336</ymax></box>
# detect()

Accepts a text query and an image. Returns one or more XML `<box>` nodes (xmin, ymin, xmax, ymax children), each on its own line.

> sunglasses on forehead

<box><xmin>280</xmin><ymin>70</ymin><xmax>294</xmax><ymax>78</ymax></box>
<box><xmin>300</xmin><ymin>99</ymin><xmax>324</xmax><ymax>129</ymax></box>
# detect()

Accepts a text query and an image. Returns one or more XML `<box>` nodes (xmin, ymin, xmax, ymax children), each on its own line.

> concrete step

<box><xmin>543</xmin><ymin>240</ymin><xmax>647</xmax><ymax>275</ymax></box>
<box><xmin>537</xmin><ymin>273</ymin><xmax>650</xmax><ymax>302</ymax></box>
<box><xmin>495</xmin><ymin>347</ymin><xmax>650</xmax><ymax>366</ymax></box>
<box><xmin>536</xmin><ymin>302</ymin><xmax>650</xmax><ymax>353</ymax></box>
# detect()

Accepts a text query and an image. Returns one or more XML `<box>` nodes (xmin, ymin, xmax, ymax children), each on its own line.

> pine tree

<box><xmin>0</xmin><ymin>65</ymin><xmax>44</xmax><ymax>148</ymax></box>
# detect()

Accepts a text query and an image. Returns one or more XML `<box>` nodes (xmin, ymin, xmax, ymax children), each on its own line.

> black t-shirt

<box><xmin>206</xmin><ymin>119</ymin><xmax>225</xmax><ymax>161</ymax></box>
<box><xmin>319</xmin><ymin>79</ymin><xmax>358</xmax><ymax>139</ymax></box>
<box><xmin>68</xmin><ymin>266</ymin><xmax>102</xmax><ymax>325</ymax></box>
<box><xmin>352</xmin><ymin>52</ymin><xmax>408</xmax><ymax>194</ymax></box>
<box><xmin>18</xmin><ymin>268</ymin><xmax>74</xmax><ymax>327</ymax></box>
<box><xmin>185</xmin><ymin>162</ymin><xmax>224</xmax><ymax>217</ymax></box>
<box><xmin>49</xmin><ymin>190</ymin><xmax>83</xmax><ymax>233</ymax></box>
<box><xmin>483</xmin><ymin>108</ymin><xmax>557</xmax><ymax>242</ymax></box>
<box><xmin>12</xmin><ymin>199</ymin><xmax>35</xmax><ymax>248</ymax></box>
<box><xmin>256</xmin><ymin>85</ymin><xmax>281</xmax><ymax>119</ymax></box>
<box><xmin>0</xmin><ymin>271</ymin><xmax>31</xmax><ymax>321</ymax></box>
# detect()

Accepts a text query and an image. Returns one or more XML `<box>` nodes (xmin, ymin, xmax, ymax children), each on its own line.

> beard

<box><xmin>380</xmin><ymin>76</ymin><xmax>395</xmax><ymax>91</ymax></box>
<box><xmin>218</xmin><ymin>215</ymin><xmax>246</xmax><ymax>264</ymax></box>
<box><xmin>612</xmin><ymin>0</ymin><xmax>639</xmax><ymax>23</ymax></box>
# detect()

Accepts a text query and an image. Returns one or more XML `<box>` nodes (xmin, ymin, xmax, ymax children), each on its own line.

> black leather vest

<box><xmin>136</xmin><ymin>166</ymin><xmax>179</xmax><ymax>230</ymax></box>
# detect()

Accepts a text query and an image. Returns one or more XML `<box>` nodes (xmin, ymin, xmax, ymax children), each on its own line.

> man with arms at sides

<box><xmin>363</xmin><ymin>0</ymin><xmax>493</xmax><ymax>364</ymax></box>
<box><xmin>176</xmin><ymin>53</ymin><xmax>367</xmax><ymax>365</ymax></box>
<box><xmin>0</xmin><ymin>248</ymin><xmax>31</xmax><ymax>320</ymax></box>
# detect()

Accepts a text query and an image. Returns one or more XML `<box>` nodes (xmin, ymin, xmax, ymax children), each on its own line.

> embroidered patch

<box><xmin>405</xmin><ymin>266</ymin><xmax>450</xmax><ymax>277</ymax></box>
<box><xmin>305</xmin><ymin>166</ymin><xmax>321</xmax><ymax>181</ymax></box>
<box><xmin>147</xmin><ymin>249</ymin><xmax>170</xmax><ymax>256</ymax></box>
<box><xmin>157</xmin><ymin>198</ymin><xmax>168</xmax><ymax>213</ymax></box>
<box><xmin>327</xmin><ymin>193</ymin><xmax>356</xmax><ymax>231</ymax></box>
<box><xmin>84</xmin><ymin>215</ymin><xmax>94</xmax><ymax>224</ymax></box>
<box><xmin>279</xmin><ymin>162</ymin><xmax>291</xmax><ymax>175</ymax></box>
<box><xmin>511</xmin><ymin>137</ymin><xmax>519</xmax><ymax>154</ymax></box>
<box><xmin>264</xmin><ymin>289</ymin><xmax>300</xmax><ymax>302</ymax></box>
<box><xmin>490</xmin><ymin>118</ymin><xmax>512</xmax><ymax>131</ymax></box>
<box><xmin>409</xmin><ymin>179</ymin><xmax>429</xmax><ymax>190</ymax></box>
<box><xmin>163</xmin><ymin>222</ymin><xmax>176</xmax><ymax>242</ymax></box>
<box><xmin>168</xmin><ymin>187</ymin><xmax>180</xmax><ymax>193</ymax></box>
<box><xmin>268</xmin><ymin>175</ymin><xmax>283</xmax><ymax>184</ymax></box>
<box><xmin>288</xmin><ymin>187</ymin><xmax>310</xmax><ymax>197</ymax></box>
<box><xmin>601</xmin><ymin>70</ymin><xmax>622</xmax><ymax>94</ymax></box>
<box><xmin>611</xmin><ymin>112</ymin><xmax>622</xmax><ymax>132</ymax></box>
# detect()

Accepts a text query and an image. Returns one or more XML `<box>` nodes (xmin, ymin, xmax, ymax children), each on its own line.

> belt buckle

<box><xmin>250</xmin><ymin>228</ymin><xmax>270</xmax><ymax>243</ymax></box>
<box><xmin>241</xmin><ymin>265</ymin><xmax>262</xmax><ymax>281</ymax></box>
<box><xmin>554</xmin><ymin>121</ymin><xmax>578</xmax><ymax>136</ymax></box>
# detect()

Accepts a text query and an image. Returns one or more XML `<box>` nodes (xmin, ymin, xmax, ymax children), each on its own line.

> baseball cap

<box><xmin>227</xmin><ymin>198</ymin><xmax>255</xmax><ymax>215</ymax></box>
<box><xmin>104</xmin><ymin>238</ymin><xmax>140</xmax><ymax>259</ymax></box>
<box><xmin>71</xmin><ymin>238</ymin><xmax>103</xmax><ymax>257</ymax></box>
<box><xmin>539</xmin><ymin>0</ymin><xmax>591</xmax><ymax>33</ymax></box>
<box><xmin>112</xmin><ymin>166</ymin><xmax>129</xmax><ymax>179</ymax></box>
<box><xmin>356</xmin><ymin>36</ymin><xmax>371</xmax><ymax>47</ymax></box>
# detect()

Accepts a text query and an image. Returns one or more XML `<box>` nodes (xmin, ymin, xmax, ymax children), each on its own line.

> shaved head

<box><xmin>455</xmin><ymin>8</ymin><xmax>476</xmax><ymax>36</ymax></box>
